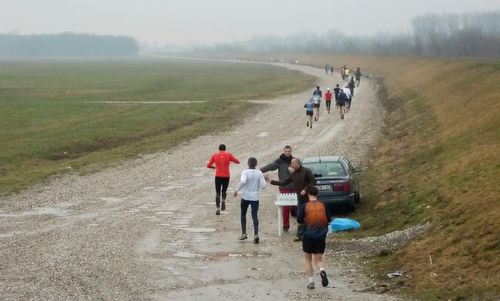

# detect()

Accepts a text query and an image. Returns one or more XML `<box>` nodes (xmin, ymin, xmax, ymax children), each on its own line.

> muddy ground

<box><xmin>0</xmin><ymin>61</ymin><xmax>403</xmax><ymax>300</ymax></box>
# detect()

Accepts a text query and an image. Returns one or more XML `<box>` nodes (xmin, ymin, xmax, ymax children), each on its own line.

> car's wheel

<box><xmin>347</xmin><ymin>199</ymin><xmax>356</xmax><ymax>212</ymax></box>
<box><xmin>354</xmin><ymin>191</ymin><xmax>361</xmax><ymax>204</ymax></box>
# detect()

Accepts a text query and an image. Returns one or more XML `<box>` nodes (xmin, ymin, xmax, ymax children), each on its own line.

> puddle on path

<box><xmin>0</xmin><ymin>232</ymin><xmax>20</xmax><ymax>239</ymax></box>
<box><xmin>158</xmin><ymin>185</ymin><xmax>188</xmax><ymax>192</ymax></box>
<box><xmin>155</xmin><ymin>211</ymin><xmax>175</xmax><ymax>215</ymax></box>
<box><xmin>173</xmin><ymin>251</ymin><xmax>204</xmax><ymax>258</ymax></box>
<box><xmin>182</xmin><ymin>227</ymin><xmax>216</xmax><ymax>233</ymax></box>
<box><xmin>99</xmin><ymin>197</ymin><xmax>125</xmax><ymax>204</ymax></box>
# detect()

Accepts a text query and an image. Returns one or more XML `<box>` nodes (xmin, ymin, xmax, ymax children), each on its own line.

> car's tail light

<box><xmin>333</xmin><ymin>182</ymin><xmax>350</xmax><ymax>193</ymax></box>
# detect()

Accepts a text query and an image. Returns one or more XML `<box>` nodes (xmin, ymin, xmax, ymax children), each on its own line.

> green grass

<box><xmin>0</xmin><ymin>58</ymin><xmax>315</xmax><ymax>194</ymax></box>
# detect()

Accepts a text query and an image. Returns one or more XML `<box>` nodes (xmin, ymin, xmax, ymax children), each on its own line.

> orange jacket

<box><xmin>207</xmin><ymin>151</ymin><xmax>240</xmax><ymax>177</ymax></box>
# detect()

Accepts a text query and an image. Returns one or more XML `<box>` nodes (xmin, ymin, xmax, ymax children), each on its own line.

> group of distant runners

<box><xmin>306</xmin><ymin>65</ymin><xmax>362</xmax><ymax>125</ymax></box>
<box><xmin>207</xmin><ymin>144</ymin><xmax>329</xmax><ymax>290</ymax></box>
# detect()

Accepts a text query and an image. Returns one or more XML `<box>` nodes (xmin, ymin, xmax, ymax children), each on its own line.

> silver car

<box><xmin>302</xmin><ymin>156</ymin><xmax>362</xmax><ymax>214</ymax></box>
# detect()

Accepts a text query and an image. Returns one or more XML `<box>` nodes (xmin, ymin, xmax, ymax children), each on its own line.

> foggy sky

<box><xmin>2</xmin><ymin>0</ymin><xmax>500</xmax><ymax>46</ymax></box>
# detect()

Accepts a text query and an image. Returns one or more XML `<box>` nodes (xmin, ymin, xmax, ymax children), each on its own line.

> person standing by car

<box><xmin>234</xmin><ymin>157</ymin><xmax>267</xmax><ymax>244</ymax></box>
<box><xmin>261</xmin><ymin>145</ymin><xmax>296</xmax><ymax>232</ymax></box>
<box><xmin>324</xmin><ymin>88</ymin><xmax>333</xmax><ymax>114</ymax></box>
<box><xmin>297</xmin><ymin>186</ymin><xmax>330</xmax><ymax>289</ymax></box>
<box><xmin>207</xmin><ymin>144</ymin><xmax>240</xmax><ymax>215</ymax></box>
<box><xmin>267</xmin><ymin>158</ymin><xmax>316</xmax><ymax>241</ymax></box>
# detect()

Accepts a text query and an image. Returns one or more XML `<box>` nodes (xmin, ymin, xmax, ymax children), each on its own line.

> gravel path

<box><xmin>0</xmin><ymin>61</ymin><xmax>400</xmax><ymax>300</ymax></box>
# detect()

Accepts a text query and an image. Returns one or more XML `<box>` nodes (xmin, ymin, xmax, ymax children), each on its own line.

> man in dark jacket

<box><xmin>267</xmin><ymin>158</ymin><xmax>316</xmax><ymax>241</ymax></box>
<box><xmin>261</xmin><ymin>145</ymin><xmax>296</xmax><ymax>231</ymax></box>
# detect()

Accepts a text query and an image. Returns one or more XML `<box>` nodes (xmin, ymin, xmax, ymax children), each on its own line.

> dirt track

<box><xmin>0</xmin><ymin>61</ymin><xmax>399</xmax><ymax>300</ymax></box>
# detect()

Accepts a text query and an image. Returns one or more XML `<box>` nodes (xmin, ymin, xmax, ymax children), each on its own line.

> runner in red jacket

<box><xmin>207</xmin><ymin>144</ymin><xmax>240</xmax><ymax>215</ymax></box>
<box><xmin>324</xmin><ymin>89</ymin><xmax>333</xmax><ymax>114</ymax></box>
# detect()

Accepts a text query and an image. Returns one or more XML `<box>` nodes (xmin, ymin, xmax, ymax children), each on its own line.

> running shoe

<box><xmin>221</xmin><ymin>201</ymin><xmax>226</xmax><ymax>211</ymax></box>
<box><xmin>239</xmin><ymin>233</ymin><xmax>248</xmax><ymax>240</ymax></box>
<box><xmin>320</xmin><ymin>270</ymin><xmax>329</xmax><ymax>287</ymax></box>
<box><xmin>216</xmin><ymin>208</ymin><xmax>220</xmax><ymax>215</ymax></box>
<box><xmin>254</xmin><ymin>235</ymin><xmax>259</xmax><ymax>244</ymax></box>
<box><xmin>306</xmin><ymin>121</ymin><xmax>309</xmax><ymax>127</ymax></box>
<box><xmin>307</xmin><ymin>282</ymin><xmax>315</xmax><ymax>289</ymax></box>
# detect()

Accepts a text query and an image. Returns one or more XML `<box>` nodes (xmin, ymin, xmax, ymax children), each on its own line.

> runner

<box><xmin>324</xmin><ymin>64</ymin><xmax>329</xmax><ymax>74</ymax></box>
<box><xmin>348</xmin><ymin>77</ymin><xmax>356</xmax><ymax>97</ymax></box>
<box><xmin>324</xmin><ymin>88</ymin><xmax>332</xmax><ymax>114</ymax></box>
<box><xmin>329</xmin><ymin>65</ymin><xmax>334</xmax><ymax>75</ymax></box>
<box><xmin>333</xmin><ymin>84</ymin><xmax>341</xmax><ymax>105</ymax></box>
<box><xmin>340</xmin><ymin>66</ymin><xmax>345</xmax><ymax>81</ymax></box>
<box><xmin>355</xmin><ymin>67</ymin><xmax>362</xmax><ymax>87</ymax></box>
<box><xmin>207</xmin><ymin>144</ymin><xmax>240</xmax><ymax>215</ymax></box>
<box><xmin>337</xmin><ymin>88</ymin><xmax>347</xmax><ymax>119</ymax></box>
<box><xmin>312</xmin><ymin>86</ymin><xmax>322</xmax><ymax>121</ymax></box>
<box><xmin>304</xmin><ymin>97</ymin><xmax>314</xmax><ymax>129</ymax></box>
<box><xmin>234</xmin><ymin>157</ymin><xmax>267</xmax><ymax>244</ymax></box>
<box><xmin>267</xmin><ymin>158</ymin><xmax>316</xmax><ymax>242</ymax></box>
<box><xmin>343</xmin><ymin>86</ymin><xmax>352</xmax><ymax>113</ymax></box>
<box><xmin>260</xmin><ymin>145</ymin><xmax>296</xmax><ymax>232</ymax></box>
<box><xmin>297</xmin><ymin>186</ymin><xmax>330</xmax><ymax>289</ymax></box>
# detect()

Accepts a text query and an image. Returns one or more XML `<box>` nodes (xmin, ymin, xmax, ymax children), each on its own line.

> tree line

<box><xmin>0</xmin><ymin>33</ymin><xmax>139</xmax><ymax>57</ymax></box>
<box><xmin>206</xmin><ymin>11</ymin><xmax>500</xmax><ymax>59</ymax></box>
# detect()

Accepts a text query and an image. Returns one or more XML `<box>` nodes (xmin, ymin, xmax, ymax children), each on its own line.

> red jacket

<box><xmin>325</xmin><ymin>91</ymin><xmax>332</xmax><ymax>101</ymax></box>
<box><xmin>207</xmin><ymin>151</ymin><xmax>240</xmax><ymax>177</ymax></box>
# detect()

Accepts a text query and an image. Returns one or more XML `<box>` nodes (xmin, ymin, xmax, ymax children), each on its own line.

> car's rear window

<box><xmin>303</xmin><ymin>162</ymin><xmax>346</xmax><ymax>178</ymax></box>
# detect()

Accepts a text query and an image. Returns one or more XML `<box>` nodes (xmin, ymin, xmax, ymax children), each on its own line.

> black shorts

<box><xmin>313</xmin><ymin>103</ymin><xmax>320</xmax><ymax>108</ymax></box>
<box><xmin>306</xmin><ymin>111</ymin><xmax>313</xmax><ymax>116</ymax></box>
<box><xmin>337</xmin><ymin>101</ymin><xmax>345</xmax><ymax>107</ymax></box>
<box><xmin>302</xmin><ymin>237</ymin><xmax>326</xmax><ymax>254</ymax></box>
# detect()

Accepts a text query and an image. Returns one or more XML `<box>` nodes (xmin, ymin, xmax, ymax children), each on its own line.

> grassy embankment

<box><xmin>240</xmin><ymin>53</ymin><xmax>499</xmax><ymax>300</ymax></box>
<box><xmin>0</xmin><ymin>58</ymin><xmax>315</xmax><ymax>194</ymax></box>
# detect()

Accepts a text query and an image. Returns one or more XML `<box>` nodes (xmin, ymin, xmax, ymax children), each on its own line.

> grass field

<box><xmin>233</xmin><ymin>53</ymin><xmax>500</xmax><ymax>300</ymax></box>
<box><xmin>0</xmin><ymin>58</ymin><xmax>315</xmax><ymax>194</ymax></box>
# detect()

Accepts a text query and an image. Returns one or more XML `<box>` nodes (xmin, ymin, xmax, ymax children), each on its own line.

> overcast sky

<box><xmin>2</xmin><ymin>0</ymin><xmax>500</xmax><ymax>46</ymax></box>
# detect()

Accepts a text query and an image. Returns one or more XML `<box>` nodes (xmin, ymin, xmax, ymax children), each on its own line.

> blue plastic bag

<box><xmin>329</xmin><ymin>218</ymin><xmax>361</xmax><ymax>233</ymax></box>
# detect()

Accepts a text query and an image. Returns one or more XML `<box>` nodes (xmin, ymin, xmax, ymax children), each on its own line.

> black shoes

<box><xmin>216</xmin><ymin>208</ymin><xmax>220</xmax><ymax>215</ymax></box>
<box><xmin>221</xmin><ymin>201</ymin><xmax>226</xmax><ymax>211</ymax></box>
<box><xmin>254</xmin><ymin>235</ymin><xmax>259</xmax><ymax>244</ymax></box>
<box><xmin>320</xmin><ymin>270</ymin><xmax>329</xmax><ymax>287</ymax></box>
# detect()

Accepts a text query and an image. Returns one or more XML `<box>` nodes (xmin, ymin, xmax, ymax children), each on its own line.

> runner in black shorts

<box><xmin>297</xmin><ymin>186</ymin><xmax>330</xmax><ymax>289</ymax></box>
<box><xmin>312</xmin><ymin>86</ymin><xmax>322</xmax><ymax>121</ymax></box>
<box><xmin>207</xmin><ymin>144</ymin><xmax>240</xmax><ymax>215</ymax></box>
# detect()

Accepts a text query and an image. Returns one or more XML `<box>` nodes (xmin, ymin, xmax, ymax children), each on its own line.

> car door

<box><xmin>343</xmin><ymin>158</ymin><xmax>360</xmax><ymax>195</ymax></box>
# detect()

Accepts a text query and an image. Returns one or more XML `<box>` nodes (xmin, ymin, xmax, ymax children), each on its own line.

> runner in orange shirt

<box><xmin>207</xmin><ymin>144</ymin><xmax>240</xmax><ymax>215</ymax></box>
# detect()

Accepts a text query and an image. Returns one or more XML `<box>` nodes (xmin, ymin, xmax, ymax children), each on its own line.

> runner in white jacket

<box><xmin>234</xmin><ymin>157</ymin><xmax>267</xmax><ymax>244</ymax></box>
